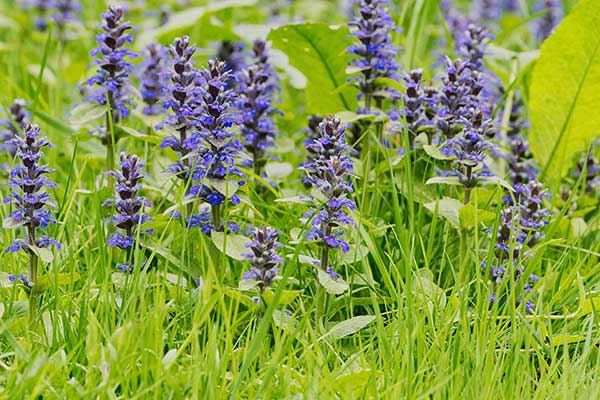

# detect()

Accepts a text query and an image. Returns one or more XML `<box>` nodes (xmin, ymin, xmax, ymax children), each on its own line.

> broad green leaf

<box><xmin>530</xmin><ymin>0</ymin><xmax>600</xmax><ymax>183</ymax></box>
<box><xmin>272</xmin><ymin>309</ymin><xmax>297</xmax><ymax>331</ymax></box>
<box><xmin>325</xmin><ymin>315</ymin><xmax>376</xmax><ymax>339</ymax></box>
<box><xmin>211</xmin><ymin>232</ymin><xmax>251</xmax><ymax>261</ymax></box>
<box><xmin>264</xmin><ymin>162</ymin><xmax>294</xmax><ymax>181</ymax></box>
<box><xmin>269</xmin><ymin>23</ymin><xmax>358</xmax><ymax>114</ymax></box>
<box><xmin>3</xmin><ymin>216</ymin><xmax>23</xmax><ymax>229</ymax></box>
<box><xmin>459</xmin><ymin>204</ymin><xmax>497</xmax><ymax>229</ymax></box>
<box><xmin>263</xmin><ymin>289</ymin><xmax>301</xmax><ymax>306</ymax></box>
<box><xmin>423</xmin><ymin>144</ymin><xmax>451</xmax><ymax>160</ymax></box>
<box><xmin>424</xmin><ymin>198</ymin><xmax>464</xmax><ymax>229</ymax></box>
<box><xmin>136</xmin><ymin>0</ymin><xmax>256</xmax><ymax>47</ymax></box>
<box><xmin>117</xmin><ymin>125</ymin><xmax>162</xmax><ymax>145</ymax></box>
<box><xmin>69</xmin><ymin>102</ymin><xmax>106</xmax><ymax>127</ymax></box>
<box><xmin>317</xmin><ymin>269</ymin><xmax>349</xmax><ymax>295</ymax></box>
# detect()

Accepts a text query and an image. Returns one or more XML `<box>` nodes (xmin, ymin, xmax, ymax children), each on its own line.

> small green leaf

<box><xmin>264</xmin><ymin>162</ymin><xmax>294</xmax><ymax>181</ymax></box>
<box><xmin>425</xmin><ymin>176</ymin><xmax>462</xmax><ymax>186</ymax></box>
<box><xmin>211</xmin><ymin>232</ymin><xmax>251</xmax><ymax>261</ymax></box>
<box><xmin>29</xmin><ymin>245</ymin><xmax>54</xmax><ymax>263</ymax></box>
<box><xmin>208</xmin><ymin>178</ymin><xmax>239</xmax><ymax>198</ymax></box>
<box><xmin>117</xmin><ymin>125</ymin><xmax>162</xmax><ymax>144</ymax></box>
<box><xmin>335</xmin><ymin>111</ymin><xmax>375</xmax><ymax>125</ymax></box>
<box><xmin>272</xmin><ymin>309</ymin><xmax>297</xmax><ymax>331</ymax></box>
<box><xmin>423</xmin><ymin>144</ymin><xmax>451</xmax><ymax>160</ymax></box>
<box><xmin>325</xmin><ymin>315</ymin><xmax>376</xmax><ymax>339</ymax></box>
<box><xmin>69</xmin><ymin>102</ymin><xmax>106</xmax><ymax>127</ymax></box>
<box><xmin>3</xmin><ymin>216</ymin><xmax>23</xmax><ymax>229</ymax></box>
<box><xmin>479</xmin><ymin>176</ymin><xmax>514</xmax><ymax>192</ymax></box>
<box><xmin>424</xmin><ymin>198</ymin><xmax>464</xmax><ymax>229</ymax></box>
<box><xmin>238</xmin><ymin>279</ymin><xmax>260</xmax><ymax>291</ymax></box>
<box><xmin>317</xmin><ymin>269</ymin><xmax>349</xmax><ymax>295</ymax></box>
<box><xmin>459</xmin><ymin>205</ymin><xmax>497</xmax><ymax>229</ymax></box>
<box><xmin>263</xmin><ymin>289</ymin><xmax>301</xmax><ymax>306</ymax></box>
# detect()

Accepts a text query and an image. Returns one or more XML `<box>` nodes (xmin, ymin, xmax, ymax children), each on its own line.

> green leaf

<box><xmin>238</xmin><ymin>279</ymin><xmax>260</xmax><ymax>291</ymax></box>
<box><xmin>425</xmin><ymin>176</ymin><xmax>462</xmax><ymax>186</ymax></box>
<box><xmin>69</xmin><ymin>102</ymin><xmax>106</xmax><ymax>127</ymax></box>
<box><xmin>264</xmin><ymin>162</ymin><xmax>294</xmax><ymax>182</ymax></box>
<box><xmin>211</xmin><ymin>232</ymin><xmax>251</xmax><ymax>261</ymax></box>
<box><xmin>117</xmin><ymin>125</ymin><xmax>162</xmax><ymax>145</ymax></box>
<box><xmin>268</xmin><ymin>23</ymin><xmax>358</xmax><ymax>114</ymax></box>
<box><xmin>317</xmin><ymin>269</ymin><xmax>349</xmax><ymax>295</ymax></box>
<box><xmin>29</xmin><ymin>245</ymin><xmax>54</xmax><ymax>263</ymax></box>
<box><xmin>208</xmin><ymin>178</ymin><xmax>240</xmax><ymax>197</ymax></box>
<box><xmin>424</xmin><ymin>198</ymin><xmax>464</xmax><ymax>229</ymax></box>
<box><xmin>325</xmin><ymin>315</ymin><xmax>376</xmax><ymax>339</ymax></box>
<box><xmin>530</xmin><ymin>0</ymin><xmax>600</xmax><ymax>183</ymax></box>
<box><xmin>459</xmin><ymin>204</ymin><xmax>497</xmax><ymax>229</ymax></box>
<box><xmin>423</xmin><ymin>144</ymin><xmax>451</xmax><ymax>160</ymax></box>
<box><xmin>3</xmin><ymin>216</ymin><xmax>23</xmax><ymax>229</ymax></box>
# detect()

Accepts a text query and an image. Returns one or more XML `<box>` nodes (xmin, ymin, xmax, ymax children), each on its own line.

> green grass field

<box><xmin>0</xmin><ymin>0</ymin><xmax>598</xmax><ymax>398</ymax></box>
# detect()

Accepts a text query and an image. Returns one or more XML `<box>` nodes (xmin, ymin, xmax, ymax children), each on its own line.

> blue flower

<box><xmin>52</xmin><ymin>0</ymin><xmax>82</xmax><ymax>40</ymax></box>
<box><xmin>4</xmin><ymin>124</ymin><xmax>59</xmax><ymax>254</ymax></box>
<box><xmin>159</xmin><ymin>36</ymin><xmax>201</xmax><ymax>178</ymax></box>
<box><xmin>104</xmin><ymin>153</ymin><xmax>152</xmax><ymax>250</ymax></box>
<box><xmin>235</xmin><ymin>40</ymin><xmax>281</xmax><ymax>175</ymax></box>
<box><xmin>85</xmin><ymin>6</ymin><xmax>137</xmax><ymax>138</ymax></box>
<box><xmin>0</xmin><ymin>99</ymin><xmax>30</xmax><ymax>165</ymax></box>
<box><xmin>137</xmin><ymin>43</ymin><xmax>169</xmax><ymax>116</ymax></box>
<box><xmin>347</xmin><ymin>0</ymin><xmax>401</xmax><ymax>108</ymax></box>
<box><xmin>241</xmin><ymin>226</ymin><xmax>283</xmax><ymax>289</ymax></box>
<box><xmin>301</xmin><ymin>115</ymin><xmax>355</xmax><ymax>278</ymax></box>
<box><xmin>531</xmin><ymin>0</ymin><xmax>563</xmax><ymax>42</ymax></box>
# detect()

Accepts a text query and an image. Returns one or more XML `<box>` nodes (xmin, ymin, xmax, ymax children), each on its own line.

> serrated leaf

<box><xmin>424</xmin><ymin>198</ymin><xmax>464</xmax><ymax>229</ymax></box>
<box><xmin>317</xmin><ymin>269</ymin><xmax>349</xmax><ymax>295</ymax></box>
<box><xmin>211</xmin><ymin>232</ymin><xmax>251</xmax><ymax>261</ymax></box>
<box><xmin>530</xmin><ymin>0</ymin><xmax>600</xmax><ymax>183</ymax></box>
<box><xmin>269</xmin><ymin>23</ymin><xmax>358</xmax><ymax>114</ymax></box>
<box><xmin>325</xmin><ymin>315</ymin><xmax>376</xmax><ymax>339</ymax></box>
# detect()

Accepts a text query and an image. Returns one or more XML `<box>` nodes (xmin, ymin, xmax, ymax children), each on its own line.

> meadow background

<box><xmin>0</xmin><ymin>0</ymin><xmax>598</xmax><ymax>398</ymax></box>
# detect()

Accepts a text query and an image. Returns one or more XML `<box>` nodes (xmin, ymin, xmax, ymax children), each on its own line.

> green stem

<box><xmin>27</xmin><ymin>225</ymin><xmax>38</xmax><ymax>325</ymax></box>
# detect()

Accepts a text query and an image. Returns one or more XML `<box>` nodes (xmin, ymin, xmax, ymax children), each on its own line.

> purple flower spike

<box><xmin>215</xmin><ymin>41</ymin><xmax>246</xmax><ymax>82</ymax></box>
<box><xmin>236</xmin><ymin>39</ymin><xmax>281</xmax><ymax>175</ymax></box>
<box><xmin>301</xmin><ymin>115</ymin><xmax>355</xmax><ymax>278</ymax></box>
<box><xmin>532</xmin><ymin>0</ymin><xmax>563</xmax><ymax>42</ymax></box>
<box><xmin>472</xmin><ymin>0</ymin><xmax>502</xmax><ymax>22</ymax></box>
<box><xmin>52</xmin><ymin>0</ymin><xmax>82</xmax><ymax>40</ymax></box>
<box><xmin>103</xmin><ymin>153</ymin><xmax>152</xmax><ymax>250</ymax></box>
<box><xmin>138</xmin><ymin>43</ymin><xmax>169</xmax><ymax>116</ymax></box>
<box><xmin>159</xmin><ymin>36</ymin><xmax>201</xmax><ymax>178</ymax></box>
<box><xmin>85</xmin><ymin>6</ymin><xmax>137</xmax><ymax>137</ymax></box>
<box><xmin>436</xmin><ymin>57</ymin><xmax>483</xmax><ymax>140</ymax></box>
<box><xmin>4</xmin><ymin>123</ymin><xmax>59</xmax><ymax>254</ymax></box>
<box><xmin>0</xmin><ymin>99</ymin><xmax>31</xmax><ymax>163</ymax></box>
<box><xmin>440</xmin><ymin>109</ymin><xmax>496</xmax><ymax>198</ymax></box>
<box><xmin>187</xmin><ymin>60</ymin><xmax>243</xmax><ymax>215</ymax></box>
<box><xmin>348</xmin><ymin>0</ymin><xmax>401</xmax><ymax>109</ymax></box>
<box><xmin>486</xmin><ymin>180</ymin><xmax>550</xmax><ymax>314</ymax></box>
<box><xmin>242</xmin><ymin>226</ymin><xmax>283</xmax><ymax>290</ymax></box>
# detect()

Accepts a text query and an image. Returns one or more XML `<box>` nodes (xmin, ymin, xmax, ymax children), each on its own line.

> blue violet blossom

<box><xmin>242</xmin><ymin>226</ymin><xmax>284</xmax><ymax>291</ymax></box>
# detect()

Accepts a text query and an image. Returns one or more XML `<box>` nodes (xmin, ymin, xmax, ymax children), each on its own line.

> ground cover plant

<box><xmin>0</xmin><ymin>0</ymin><xmax>598</xmax><ymax>398</ymax></box>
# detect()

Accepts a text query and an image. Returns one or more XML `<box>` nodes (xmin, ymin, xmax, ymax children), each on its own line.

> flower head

<box><xmin>85</xmin><ymin>6</ymin><xmax>137</xmax><ymax>126</ymax></box>
<box><xmin>4</xmin><ymin>123</ymin><xmax>59</xmax><ymax>253</ymax></box>
<box><xmin>158</xmin><ymin>36</ymin><xmax>201</xmax><ymax>176</ymax></box>
<box><xmin>301</xmin><ymin>116</ymin><xmax>355</xmax><ymax>274</ymax></box>
<box><xmin>242</xmin><ymin>226</ymin><xmax>284</xmax><ymax>290</ymax></box>
<box><xmin>187</xmin><ymin>60</ymin><xmax>243</xmax><ymax>209</ymax></box>
<box><xmin>472</xmin><ymin>0</ymin><xmax>502</xmax><ymax>22</ymax></box>
<box><xmin>235</xmin><ymin>40</ymin><xmax>281</xmax><ymax>174</ymax></box>
<box><xmin>138</xmin><ymin>43</ymin><xmax>169</xmax><ymax>116</ymax></box>
<box><xmin>347</xmin><ymin>0</ymin><xmax>400</xmax><ymax>107</ymax></box>
<box><xmin>215</xmin><ymin>40</ymin><xmax>246</xmax><ymax>77</ymax></box>
<box><xmin>532</xmin><ymin>0</ymin><xmax>563</xmax><ymax>42</ymax></box>
<box><xmin>103</xmin><ymin>153</ymin><xmax>152</xmax><ymax>249</ymax></box>
<box><xmin>436</xmin><ymin>57</ymin><xmax>483</xmax><ymax>139</ymax></box>
<box><xmin>0</xmin><ymin>99</ymin><xmax>31</xmax><ymax>160</ymax></box>
<box><xmin>52</xmin><ymin>0</ymin><xmax>82</xmax><ymax>40</ymax></box>
<box><xmin>440</xmin><ymin>109</ymin><xmax>496</xmax><ymax>190</ymax></box>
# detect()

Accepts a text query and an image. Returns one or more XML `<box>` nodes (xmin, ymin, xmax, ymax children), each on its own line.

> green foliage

<box><xmin>530</xmin><ymin>0</ymin><xmax>600</xmax><ymax>183</ymax></box>
<box><xmin>269</xmin><ymin>23</ymin><xmax>358</xmax><ymax>114</ymax></box>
